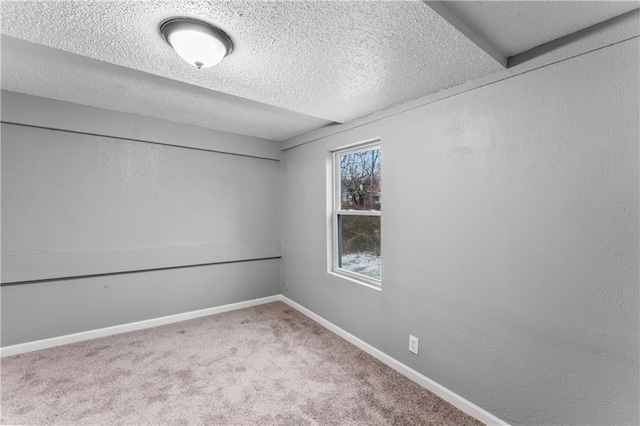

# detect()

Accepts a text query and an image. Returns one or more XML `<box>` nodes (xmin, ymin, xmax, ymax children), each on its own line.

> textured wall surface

<box><xmin>280</xmin><ymin>38</ymin><xmax>639</xmax><ymax>425</ymax></box>
<box><xmin>1</xmin><ymin>96</ymin><xmax>282</xmax><ymax>345</ymax></box>
<box><xmin>1</xmin><ymin>260</ymin><xmax>280</xmax><ymax>346</ymax></box>
<box><xmin>1</xmin><ymin>124</ymin><xmax>280</xmax><ymax>283</ymax></box>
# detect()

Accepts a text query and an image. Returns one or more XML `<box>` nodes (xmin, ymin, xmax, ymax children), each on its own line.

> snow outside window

<box><xmin>331</xmin><ymin>141</ymin><xmax>381</xmax><ymax>288</ymax></box>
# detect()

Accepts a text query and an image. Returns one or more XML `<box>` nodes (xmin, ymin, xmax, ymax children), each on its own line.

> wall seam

<box><xmin>0</xmin><ymin>121</ymin><xmax>280</xmax><ymax>162</ymax></box>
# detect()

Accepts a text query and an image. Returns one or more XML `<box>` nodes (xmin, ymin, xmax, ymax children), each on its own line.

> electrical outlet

<box><xmin>284</xmin><ymin>280</ymin><xmax>289</xmax><ymax>291</ymax></box>
<box><xmin>409</xmin><ymin>335</ymin><xmax>419</xmax><ymax>355</ymax></box>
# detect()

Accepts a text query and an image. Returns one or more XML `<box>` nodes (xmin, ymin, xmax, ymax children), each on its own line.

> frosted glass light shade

<box><xmin>160</xmin><ymin>18</ymin><xmax>233</xmax><ymax>69</ymax></box>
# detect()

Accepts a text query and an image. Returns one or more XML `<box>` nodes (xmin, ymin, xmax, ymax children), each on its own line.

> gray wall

<box><xmin>280</xmin><ymin>38</ymin><xmax>639</xmax><ymax>425</ymax></box>
<box><xmin>1</xmin><ymin>92</ymin><xmax>282</xmax><ymax>346</ymax></box>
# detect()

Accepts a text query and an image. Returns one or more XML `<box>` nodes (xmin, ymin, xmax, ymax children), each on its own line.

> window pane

<box><xmin>338</xmin><ymin>215</ymin><xmax>381</xmax><ymax>280</ymax></box>
<box><xmin>340</xmin><ymin>148</ymin><xmax>381</xmax><ymax>211</ymax></box>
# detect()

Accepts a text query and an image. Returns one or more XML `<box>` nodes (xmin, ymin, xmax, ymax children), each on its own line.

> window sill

<box><xmin>328</xmin><ymin>270</ymin><xmax>382</xmax><ymax>291</ymax></box>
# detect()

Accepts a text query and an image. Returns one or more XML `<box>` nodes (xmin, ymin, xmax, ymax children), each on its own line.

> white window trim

<box><xmin>329</xmin><ymin>139</ymin><xmax>382</xmax><ymax>289</ymax></box>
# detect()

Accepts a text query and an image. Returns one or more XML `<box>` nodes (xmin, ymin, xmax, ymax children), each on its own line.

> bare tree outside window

<box><xmin>340</xmin><ymin>149</ymin><xmax>381</xmax><ymax>211</ymax></box>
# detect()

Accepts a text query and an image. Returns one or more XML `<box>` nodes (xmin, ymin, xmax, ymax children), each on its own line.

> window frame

<box><xmin>330</xmin><ymin>140</ymin><xmax>382</xmax><ymax>289</ymax></box>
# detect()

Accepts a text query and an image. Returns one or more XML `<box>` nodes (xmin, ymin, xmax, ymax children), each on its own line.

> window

<box><xmin>331</xmin><ymin>141</ymin><xmax>381</xmax><ymax>287</ymax></box>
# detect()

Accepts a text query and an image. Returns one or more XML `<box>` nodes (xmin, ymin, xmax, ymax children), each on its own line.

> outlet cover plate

<box><xmin>409</xmin><ymin>335</ymin><xmax>419</xmax><ymax>355</ymax></box>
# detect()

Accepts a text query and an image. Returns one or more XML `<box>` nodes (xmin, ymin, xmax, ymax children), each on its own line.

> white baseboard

<box><xmin>1</xmin><ymin>293</ymin><xmax>507</xmax><ymax>425</ymax></box>
<box><xmin>280</xmin><ymin>295</ymin><xmax>510</xmax><ymax>426</ymax></box>
<box><xmin>0</xmin><ymin>295</ymin><xmax>280</xmax><ymax>357</ymax></box>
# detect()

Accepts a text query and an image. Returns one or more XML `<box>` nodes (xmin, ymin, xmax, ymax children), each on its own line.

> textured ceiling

<box><xmin>444</xmin><ymin>1</ymin><xmax>640</xmax><ymax>57</ymax></box>
<box><xmin>1</xmin><ymin>36</ymin><xmax>331</xmax><ymax>141</ymax></box>
<box><xmin>1</xmin><ymin>0</ymin><xmax>503</xmax><ymax>139</ymax></box>
<box><xmin>1</xmin><ymin>1</ymin><xmax>637</xmax><ymax>141</ymax></box>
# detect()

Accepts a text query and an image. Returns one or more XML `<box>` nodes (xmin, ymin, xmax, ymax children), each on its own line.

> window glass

<box><xmin>339</xmin><ymin>148</ymin><xmax>381</xmax><ymax>211</ymax></box>
<box><xmin>332</xmin><ymin>142</ymin><xmax>382</xmax><ymax>287</ymax></box>
<box><xmin>338</xmin><ymin>215</ymin><xmax>381</xmax><ymax>280</ymax></box>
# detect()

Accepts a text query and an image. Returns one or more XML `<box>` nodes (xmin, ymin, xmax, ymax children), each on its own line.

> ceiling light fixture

<box><xmin>160</xmin><ymin>18</ymin><xmax>233</xmax><ymax>69</ymax></box>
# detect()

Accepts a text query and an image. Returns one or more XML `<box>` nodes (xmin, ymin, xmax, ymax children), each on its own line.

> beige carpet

<box><xmin>1</xmin><ymin>301</ymin><xmax>483</xmax><ymax>425</ymax></box>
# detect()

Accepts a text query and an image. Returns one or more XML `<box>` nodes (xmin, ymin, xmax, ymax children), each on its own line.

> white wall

<box><xmin>281</xmin><ymin>38</ymin><xmax>639</xmax><ymax>425</ymax></box>
<box><xmin>1</xmin><ymin>93</ymin><xmax>282</xmax><ymax>345</ymax></box>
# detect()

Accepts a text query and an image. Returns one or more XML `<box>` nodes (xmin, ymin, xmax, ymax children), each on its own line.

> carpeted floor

<box><xmin>1</xmin><ymin>302</ymin><xmax>483</xmax><ymax>425</ymax></box>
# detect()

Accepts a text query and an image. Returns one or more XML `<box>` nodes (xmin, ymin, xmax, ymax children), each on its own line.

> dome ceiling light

<box><xmin>160</xmin><ymin>18</ymin><xmax>233</xmax><ymax>69</ymax></box>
